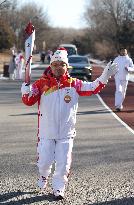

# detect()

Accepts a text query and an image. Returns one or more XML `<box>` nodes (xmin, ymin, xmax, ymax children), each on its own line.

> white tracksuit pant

<box><xmin>15</xmin><ymin>64</ymin><xmax>23</xmax><ymax>80</ymax></box>
<box><xmin>115</xmin><ymin>78</ymin><xmax>128</xmax><ymax>109</ymax></box>
<box><xmin>37</xmin><ymin>137</ymin><xmax>73</xmax><ymax>191</ymax></box>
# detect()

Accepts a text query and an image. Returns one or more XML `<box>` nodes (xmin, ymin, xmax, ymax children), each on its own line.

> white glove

<box><xmin>98</xmin><ymin>61</ymin><xmax>118</xmax><ymax>84</ymax></box>
<box><xmin>21</xmin><ymin>82</ymin><xmax>30</xmax><ymax>95</ymax></box>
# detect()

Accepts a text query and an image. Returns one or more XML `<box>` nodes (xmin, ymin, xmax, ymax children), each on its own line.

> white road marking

<box><xmin>97</xmin><ymin>94</ymin><xmax>134</xmax><ymax>135</ymax></box>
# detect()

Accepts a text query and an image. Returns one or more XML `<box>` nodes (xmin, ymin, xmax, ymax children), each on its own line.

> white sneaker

<box><xmin>37</xmin><ymin>176</ymin><xmax>47</xmax><ymax>190</ymax></box>
<box><xmin>53</xmin><ymin>190</ymin><xmax>64</xmax><ymax>200</ymax></box>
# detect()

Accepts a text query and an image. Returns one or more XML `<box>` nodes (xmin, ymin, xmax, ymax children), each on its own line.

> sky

<box><xmin>20</xmin><ymin>0</ymin><xmax>89</xmax><ymax>29</ymax></box>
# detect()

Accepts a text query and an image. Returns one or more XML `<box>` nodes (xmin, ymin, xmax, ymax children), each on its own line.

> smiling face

<box><xmin>51</xmin><ymin>61</ymin><xmax>67</xmax><ymax>79</ymax></box>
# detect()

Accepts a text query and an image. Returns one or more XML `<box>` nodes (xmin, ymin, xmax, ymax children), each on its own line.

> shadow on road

<box><xmin>0</xmin><ymin>190</ymin><xmax>63</xmax><ymax>204</ymax></box>
<box><xmin>77</xmin><ymin>109</ymin><xmax>110</xmax><ymax>115</ymax></box>
<box><xmin>114</xmin><ymin>110</ymin><xmax>134</xmax><ymax>113</ymax></box>
<box><xmin>10</xmin><ymin>112</ymin><xmax>38</xmax><ymax>116</ymax></box>
<box><xmin>85</xmin><ymin>196</ymin><xmax>134</xmax><ymax>205</ymax></box>
<box><xmin>10</xmin><ymin>109</ymin><xmax>112</xmax><ymax>117</ymax></box>
<box><xmin>1</xmin><ymin>191</ymin><xmax>134</xmax><ymax>204</ymax></box>
<box><xmin>0</xmin><ymin>191</ymin><xmax>34</xmax><ymax>202</ymax></box>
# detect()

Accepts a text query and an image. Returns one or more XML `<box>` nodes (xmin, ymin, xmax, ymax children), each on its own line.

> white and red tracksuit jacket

<box><xmin>22</xmin><ymin>68</ymin><xmax>105</xmax><ymax>140</ymax></box>
<box><xmin>113</xmin><ymin>55</ymin><xmax>134</xmax><ymax>80</ymax></box>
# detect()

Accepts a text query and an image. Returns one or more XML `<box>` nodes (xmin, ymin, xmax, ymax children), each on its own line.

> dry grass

<box><xmin>0</xmin><ymin>53</ymin><xmax>11</xmax><ymax>73</ymax></box>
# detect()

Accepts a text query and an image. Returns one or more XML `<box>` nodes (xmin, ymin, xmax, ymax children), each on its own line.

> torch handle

<box><xmin>25</xmin><ymin>55</ymin><xmax>32</xmax><ymax>85</ymax></box>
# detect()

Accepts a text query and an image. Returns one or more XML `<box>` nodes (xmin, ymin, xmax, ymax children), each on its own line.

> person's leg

<box><xmin>19</xmin><ymin>63</ymin><xmax>24</xmax><ymax>79</ymax></box>
<box><xmin>14</xmin><ymin>69</ymin><xmax>17</xmax><ymax>79</ymax></box>
<box><xmin>115</xmin><ymin>78</ymin><xmax>123</xmax><ymax>110</ymax></box>
<box><xmin>18</xmin><ymin>65</ymin><xmax>22</xmax><ymax>79</ymax></box>
<box><xmin>19</xmin><ymin>68</ymin><xmax>22</xmax><ymax>79</ymax></box>
<box><xmin>37</xmin><ymin>138</ymin><xmax>55</xmax><ymax>189</ymax></box>
<box><xmin>12</xmin><ymin>71</ymin><xmax>15</xmax><ymax>80</ymax></box>
<box><xmin>9</xmin><ymin>74</ymin><xmax>13</xmax><ymax>80</ymax></box>
<box><xmin>52</xmin><ymin>138</ymin><xmax>73</xmax><ymax>198</ymax></box>
<box><xmin>15</xmin><ymin>67</ymin><xmax>19</xmax><ymax>79</ymax></box>
<box><xmin>121</xmin><ymin>80</ymin><xmax>128</xmax><ymax>105</ymax></box>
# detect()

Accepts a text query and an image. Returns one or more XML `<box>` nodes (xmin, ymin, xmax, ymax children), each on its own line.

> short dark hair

<box><xmin>119</xmin><ymin>47</ymin><xmax>127</xmax><ymax>51</ymax></box>
<box><xmin>117</xmin><ymin>47</ymin><xmax>127</xmax><ymax>54</ymax></box>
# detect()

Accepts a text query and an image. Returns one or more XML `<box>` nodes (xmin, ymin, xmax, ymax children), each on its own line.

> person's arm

<box><xmin>76</xmin><ymin>61</ymin><xmax>118</xmax><ymax>96</ymax></box>
<box><xmin>125</xmin><ymin>58</ymin><xmax>134</xmax><ymax>73</ymax></box>
<box><xmin>21</xmin><ymin>80</ymin><xmax>41</xmax><ymax>106</ymax></box>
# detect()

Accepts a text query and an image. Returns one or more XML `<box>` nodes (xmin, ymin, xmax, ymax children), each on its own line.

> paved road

<box><xmin>0</xmin><ymin>65</ymin><xmax>134</xmax><ymax>205</ymax></box>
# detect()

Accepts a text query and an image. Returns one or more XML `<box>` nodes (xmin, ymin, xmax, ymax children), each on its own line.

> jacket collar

<box><xmin>43</xmin><ymin>66</ymin><xmax>71</xmax><ymax>86</ymax></box>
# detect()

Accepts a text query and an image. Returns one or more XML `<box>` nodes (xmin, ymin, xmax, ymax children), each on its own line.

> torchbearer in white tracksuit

<box><xmin>21</xmin><ymin>47</ymin><xmax>118</xmax><ymax>200</ymax></box>
<box><xmin>15</xmin><ymin>51</ymin><xmax>24</xmax><ymax>80</ymax></box>
<box><xmin>113</xmin><ymin>48</ymin><xmax>134</xmax><ymax>111</ymax></box>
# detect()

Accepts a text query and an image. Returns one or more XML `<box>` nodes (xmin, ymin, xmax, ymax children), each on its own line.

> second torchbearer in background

<box><xmin>24</xmin><ymin>21</ymin><xmax>35</xmax><ymax>85</ymax></box>
<box><xmin>15</xmin><ymin>50</ymin><xmax>24</xmax><ymax>80</ymax></box>
<box><xmin>113</xmin><ymin>48</ymin><xmax>134</xmax><ymax>112</ymax></box>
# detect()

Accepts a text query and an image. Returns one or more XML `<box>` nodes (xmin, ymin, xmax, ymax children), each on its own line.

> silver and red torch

<box><xmin>24</xmin><ymin>21</ymin><xmax>35</xmax><ymax>85</ymax></box>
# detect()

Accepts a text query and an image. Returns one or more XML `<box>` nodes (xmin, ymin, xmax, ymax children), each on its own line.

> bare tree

<box><xmin>0</xmin><ymin>0</ymin><xmax>10</xmax><ymax>9</ymax></box>
<box><xmin>15</xmin><ymin>2</ymin><xmax>49</xmax><ymax>49</ymax></box>
<box><xmin>0</xmin><ymin>1</ymin><xmax>50</xmax><ymax>50</ymax></box>
<box><xmin>84</xmin><ymin>0</ymin><xmax>134</xmax><ymax>58</ymax></box>
<box><xmin>41</xmin><ymin>27</ymin><xmax>84</xmax><ymax>52</ymax></box>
